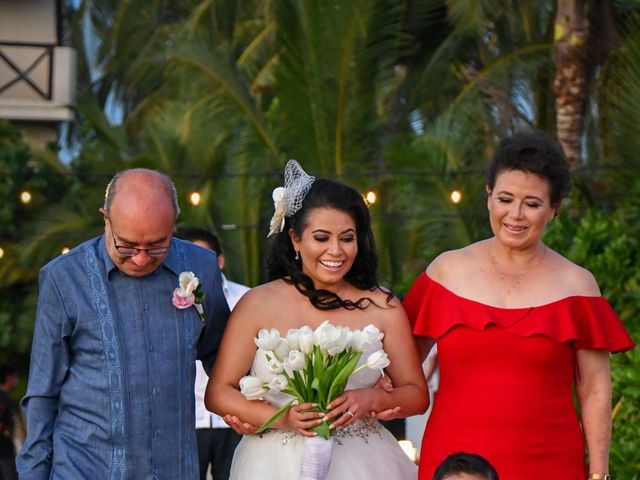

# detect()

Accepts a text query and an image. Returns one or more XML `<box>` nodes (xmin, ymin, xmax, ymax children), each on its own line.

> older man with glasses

<box><xmin>17</xmin><ymin>169</ymin><xmax>230</xmax><ymax>480</ymax></box>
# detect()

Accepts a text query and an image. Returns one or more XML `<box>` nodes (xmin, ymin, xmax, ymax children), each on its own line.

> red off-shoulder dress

<box><xmin>403</xmin><ymin>273</ymin><xmax>635</xmax><ymax>480</ymax></box>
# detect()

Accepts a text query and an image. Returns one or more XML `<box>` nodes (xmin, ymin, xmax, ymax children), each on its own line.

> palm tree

<box><xmin>553</xmin><ymin>0</ymin><xmax>591</xmax><ymax>167</ymax></box>
<box><xmin>3</xmin><ymin>0</ymin><xmax>639</xmax><ymax>470</ymax></box>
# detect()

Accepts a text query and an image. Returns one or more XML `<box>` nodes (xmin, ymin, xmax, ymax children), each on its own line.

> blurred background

<box><xmin>0</xmin><ymin>0</ymin><xmax>638</xmax><ymax>474</ymax></box>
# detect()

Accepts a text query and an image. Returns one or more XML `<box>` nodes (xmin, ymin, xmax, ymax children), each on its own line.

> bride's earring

<box><xmin>295</xmin><ymin>250</ymin><xmax>300</xmax><ymax>260</ymax></box>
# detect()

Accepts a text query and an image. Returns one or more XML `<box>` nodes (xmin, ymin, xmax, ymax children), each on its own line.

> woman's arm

<box><xmin>417</xmin><ymin>336</ymin><xmax>436</xmax><ymax>364</ymax></box>
<box><xmin>205</xmin><ymin>289</ymin><xmax>321</xmax><ymax>436</ymax></box>
<box><xmin>576</xmin><ymin>349</ymin><xmax>611</xmax><ymax>475</ymax></box>
<box><xmin>325</xmin><ymin>300</ymin><xmax>429</xmax><ymax>428</ymax></box>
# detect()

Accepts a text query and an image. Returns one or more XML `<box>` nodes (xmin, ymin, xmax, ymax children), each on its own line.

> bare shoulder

<box><xmin>546</xmin><ymin>249</ymin><xmax>601</xmax><ymax>297</ymax></box>
<box><xmin>366</xmin><ymin>286</ymin><xmax>402</xmax><ymax>309</ymax></box>
<box><xmin>361</xmin><ymin>286</ymin><xmax>396</xmax><ymax>305</ymax></box>
<box><xmin>230</xmin><ymin>279</ymin><xmax>294</xmax><ymax>328</ymax></box>
<box><xmin>361</xmin><ymin>288</ymin><xmax>408</xmax><ymax>332</ymax></box>
<box><xmin>426</xmin><ymin>241</ymin><xmax>485</xmax><ymax>284</ymax></box>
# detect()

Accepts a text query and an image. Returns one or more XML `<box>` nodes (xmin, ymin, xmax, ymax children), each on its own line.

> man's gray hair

<box><xmin>103</xmin><ymin>169</ymin><xmax>181</xmax><ymax>221</ymax></box>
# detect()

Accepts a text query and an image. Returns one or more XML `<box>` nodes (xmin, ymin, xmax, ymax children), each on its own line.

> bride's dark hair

<box><xmin>266</xmin><ymin>178</ymin><xmax>391</xmax><ymax>310</ymax></box>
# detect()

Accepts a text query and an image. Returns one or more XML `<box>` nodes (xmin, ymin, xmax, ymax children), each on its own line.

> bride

<box><xmin>206</xmin><ymin>160</ymin><xmax>427</xmax><ymax>479</ymax></box>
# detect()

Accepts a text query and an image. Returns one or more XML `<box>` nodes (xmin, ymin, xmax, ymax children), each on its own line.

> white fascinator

<box><xmin>267</xmin><ymin>160</ymin><xmax>315</xmax><ymax>237</ymax></box>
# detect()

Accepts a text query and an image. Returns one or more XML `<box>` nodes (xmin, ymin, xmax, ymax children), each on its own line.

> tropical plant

<box><xmin>2</xmin><ymin>1</ymin><xmax>639</xmax><ymax>463</ymax></box>
<box><xmin>545</xmin><ymin>205</ymin><xmax>640</xmax><ymax>477</ymax></box>
<box><xmin>0</xmin><ymin>121</ymin><xmax>71</xmax><ymax>360</ymax></box>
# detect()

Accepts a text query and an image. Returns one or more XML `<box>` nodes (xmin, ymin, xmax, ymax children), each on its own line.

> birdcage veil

<box><xmin>267</xmin><ymin>160</ymin><xmax>316</xmax><ymax>237</ymax></box>
<box><xmin>282</xmin><ymin>160</ymin><xmax>315</xmax><ymax>216</ymax></box>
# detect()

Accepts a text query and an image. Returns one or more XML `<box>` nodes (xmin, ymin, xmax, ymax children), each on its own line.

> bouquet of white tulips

<box><xmin>239</xmin><ymin>320</ymin><xmax>390</xmax><ymax>439</ymax></box>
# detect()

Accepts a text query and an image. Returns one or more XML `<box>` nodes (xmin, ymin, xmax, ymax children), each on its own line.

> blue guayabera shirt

<box><xmin>16</xmin><ymin>236</ymin><xmax>230</xmax><ymax>480</ymax></box>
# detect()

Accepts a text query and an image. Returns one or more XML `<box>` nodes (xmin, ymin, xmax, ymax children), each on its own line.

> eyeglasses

<box><xmin>107</xmin><ymin>219</ymin><xmax>171</xmax><ymax>257</ymax></box>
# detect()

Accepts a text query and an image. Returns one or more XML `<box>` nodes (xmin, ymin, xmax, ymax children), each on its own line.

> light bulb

<box><xmin>365</xmin><ymin>190</ymin><xmax>377</xmax><ymax>205</ymax></box>
<box><xmin>20</xmin><ymin>190</ymin><xmax>32</xmax><ymax>204</ymax></box>
<box><xmin>189</xmin><ymin>192</ymin><xmax>201</xmax><ymax>206</ymax></box>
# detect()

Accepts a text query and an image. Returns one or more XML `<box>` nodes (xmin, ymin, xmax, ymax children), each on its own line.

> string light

<box><xmin>0</xmin><ymin>246</ymin><xmax>4</xmax><ymax>259</ymax></box>
<box><xmin>20</xmin><ymin>190</ymin><xmax>32</xmax><ymax>204</ymax></box>
<box><xmin>61</xmin><ymin>247</ymin><xmax>70</xmax><ymax>254</ymax></box>
<box><xmin>364</xmin><ymin>190</ymin><xmax>377</xmax><ymax>205</ymax></box>
<box><xmin>450</xmin><ymin>189</ymin><xmax>462</xmax><ymax>204</ymax></box>
<box><xmin>189</xmin><ymin>191</ymin><xmax>201</xmax><ymax>206</ymax></box>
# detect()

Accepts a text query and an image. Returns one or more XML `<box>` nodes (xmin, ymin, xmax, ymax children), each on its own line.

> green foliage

<box><xmin>2</xmin><ymin>0</ymin><xmax>639</xmax><ymax>463</ymax></box>
<box><xmin>544</xmin><ymin>204</ymin><xmax>640</xmax><ymax>477</ymax></box>
<box><xmin>611</xmin><ymin>349</ymin><xmax>640</xmax><ymax>478</ymax></box>
<box><xmin>0</xmin><ymin>121</ymin><xmax>31</xmax><ymax>239</ymax></box>
<box><xmin>0</xmin><ymin>121</ymin><xmax>68</xmax><ymax>240</ymax></box>
<box><xmin>544</xmin><ymin>207</ymin><xmax>640</xmax><ymax>332</ymax></box>
<box><xmin>0</xmin><ymin>285</ymin><xmax>37</xmax><ymax>364</ymax></box>
<box><xmin>0</xmin><ymin>121</ymin><xmax>73</xmax><ymax>360</ymax></box>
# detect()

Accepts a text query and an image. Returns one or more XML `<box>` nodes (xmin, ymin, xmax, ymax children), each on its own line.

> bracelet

<box><xmin>588</xmin><ymin>474</ymin><xmax>610</xmax><ymax>480</ymax></box>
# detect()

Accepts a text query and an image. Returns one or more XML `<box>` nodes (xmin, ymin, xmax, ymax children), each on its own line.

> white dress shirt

<box><xmin>195</xmin><ymin>274</ymin><xmax>250</xmax><ymax>429</ymax></box>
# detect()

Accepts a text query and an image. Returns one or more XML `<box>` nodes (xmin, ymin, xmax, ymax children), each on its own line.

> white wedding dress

<box><xmin>229</xmin><ymin>347</ymin><xmax>418</xmax><ymax>479</ymax></box>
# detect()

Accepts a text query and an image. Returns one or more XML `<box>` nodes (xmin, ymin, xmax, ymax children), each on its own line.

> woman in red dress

<box><xmin>404</xmin><ymin>131</ymin><xmax>635</xmax><ymax>480</ymax></box>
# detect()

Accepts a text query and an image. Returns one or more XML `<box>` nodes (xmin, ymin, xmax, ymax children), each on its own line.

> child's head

<box><xmin>433</xmin><ymin>452</ymin><xmax>498</xmax><ymax>480</ymax></box>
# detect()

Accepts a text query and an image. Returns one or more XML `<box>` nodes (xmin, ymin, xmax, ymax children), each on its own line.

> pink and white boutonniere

<box><xmin>172</xmin><ymin>271</ymin><xmax>206</xmax><ymax>321</ymax></box>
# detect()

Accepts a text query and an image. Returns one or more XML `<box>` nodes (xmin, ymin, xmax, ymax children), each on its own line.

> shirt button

<box><xmin>148</xmin><ymin>345</ymin><xmax>154</xmax><ymax>352</ymax></box>
<box><xmin>152</xmin><ymin>387</ymin><xmax>159</xmax><ymax>396</ymax></box>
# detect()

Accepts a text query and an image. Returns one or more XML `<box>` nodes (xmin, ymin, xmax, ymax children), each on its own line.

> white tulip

<box><xmin>351</xmin><ymin>324</ymin><xmax>383</xmax><ymax>352</ymax></box>
<box><xmin>254</xmin><ymin>328</ymin><xmax>282</xmax><ymax>351</ymax></box>
<box><xmin>273</xmin><ymin>338</ymin><xmax>290</xmax><ymax>361</ymax></box>
<box><xmin>266</xmin><ymin>354</ymin><xmax>284</xmax><ymax>375</ymax></box>
<box><xmin>366</xmin><ymin>350</ymin><xmax>390</xmax><ymax>371</ymax></box>
<box><xmin>284</xmin><ymin>350</ymin><xmax>306</xmax><ymax>371</ymax></box>
<box><xmin>340</xmin><ymin>326</ymin><xmax>354</xmax><ymax>348</ymax></box>
<box><xmin>298</xmin><ymin>325</ymin><xmax>315</xmax><ymax>354</ymax></box>
<box><xmin>239</xmin><ymin>375</ymin><xmax>268</xmax><ymax>400</ymax></box>
<box><xmin>362</xmin><ymin>324</ymin><xmax>384</xmax><ymax>343</ymax></box>
<box><xmin>268</xmin><ymin>374</ymin><xmax>289</xmax><ymax>393</ymax></box>
<box><xmin>286</xmin><ymin>328</ymin><xmax>301</xmax><ymax>351</ymax></box>
<box><xmin>315</xmin><ymin>321</ymin><xmax>349</xmax><ymax>356</ymax></box>
<box><xmin>350</xmin><ymin>331</ymin><xmax>368</xmax><ymax>352</ymax></box>
<box><xmin>252</xmin><ymin>349</ymin><xmax>275</xmax><ymax>383</ymax></box>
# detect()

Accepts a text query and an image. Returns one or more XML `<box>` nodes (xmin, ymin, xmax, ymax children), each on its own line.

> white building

<box><xmin>0</xmin><ymin>0</ymin><xmax>76</xmax><ymax>145</ymax></box>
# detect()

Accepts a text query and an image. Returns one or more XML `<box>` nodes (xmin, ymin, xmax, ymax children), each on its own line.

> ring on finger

<box><xmin>346</xmin><ymin>410</ymin><xmax>354</xmax><ymax>417</ymax></box>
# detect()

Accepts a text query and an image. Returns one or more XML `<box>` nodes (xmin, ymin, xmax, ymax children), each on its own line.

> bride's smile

<box><xmin>290</xmin><ymin>207</ymin><xmax>358</xmax><ymax>292</ymax></box>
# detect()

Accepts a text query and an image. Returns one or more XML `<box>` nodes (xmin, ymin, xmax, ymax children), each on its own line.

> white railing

<box><xmin>0</xmin><ymin>41</ymin><xmax>76</xmax><ymax>122</ymax></box>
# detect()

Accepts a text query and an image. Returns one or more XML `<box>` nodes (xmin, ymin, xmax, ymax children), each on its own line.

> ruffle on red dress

<box><xmin>403</xmin><ymin>272</ymin><xmax>635</xmax><ymax>353</ymax></box>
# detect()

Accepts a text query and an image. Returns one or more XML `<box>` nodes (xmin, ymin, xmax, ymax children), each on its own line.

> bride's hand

<box><xmin>283</xmin><ymin>402</ymin><xmax>325</xmax><ymax>437</ymax></box>
<box><xmin>324</xmin><ymin>389</ymin><xmax>372</xmax><ymax>430</ymax></box>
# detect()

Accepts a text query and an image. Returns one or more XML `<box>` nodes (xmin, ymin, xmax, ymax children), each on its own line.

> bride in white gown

<box><xmin>207</xmin><ymin>161</ymin><xmax>428</xmax><ymax>479</ymax></box>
